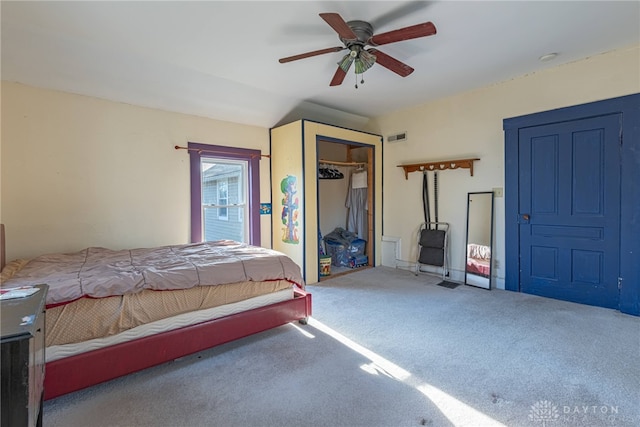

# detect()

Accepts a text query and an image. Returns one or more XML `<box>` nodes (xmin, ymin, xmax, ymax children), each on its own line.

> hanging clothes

<box><xmin>346</xmin><ymin>168</ymin><xmax>367</xmax><ymax>240</ymax></box>
<box><xmin>318</xmin><ymin>163</ymin><xmax>344</xmax><ymax>179</ymax></box>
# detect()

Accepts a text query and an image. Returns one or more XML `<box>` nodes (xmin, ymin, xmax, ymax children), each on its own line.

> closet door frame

<box><xmin>316</xmin><ymin>136</ymin><xmax>376</xmax><ymax>273</ymax></box>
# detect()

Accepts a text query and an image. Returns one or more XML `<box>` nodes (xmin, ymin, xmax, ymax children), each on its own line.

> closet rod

<box><xmin>319</xmin><ymin>158</ymin><xmax>366</xmax><ymax>167</ymax></box>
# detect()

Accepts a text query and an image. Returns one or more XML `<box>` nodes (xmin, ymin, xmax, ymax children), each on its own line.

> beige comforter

<box><xmin>2</xmin><ymin>240</ymin><xmax>304</xmax><ymax>305</ymax></box>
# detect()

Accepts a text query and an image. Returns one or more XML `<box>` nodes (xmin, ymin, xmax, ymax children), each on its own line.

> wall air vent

<box><xmin>387</xmin><ymin>132</ymin><xmax>408</xmax><ymax>143</ymax></box>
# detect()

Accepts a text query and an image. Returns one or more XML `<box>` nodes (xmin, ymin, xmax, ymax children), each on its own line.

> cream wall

<box><xmin>2</xmin><ymin>44</ymin><xmax>638</xmax><ymax>277</ymax></box>
<box><xmin>372</xmin><ymin>44</ymin><xmax>640</xmax><ymax>288</ymax></box>
<box><xmin>1</xmin><ymin>82</ymin><xmax>271</xmax><ymax>261</ymax></box>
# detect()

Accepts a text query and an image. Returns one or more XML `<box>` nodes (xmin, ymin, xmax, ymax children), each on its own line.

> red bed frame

<box><xmin>44</xmin><ymin>288</ymin><xmax>311</xmax><ymax>399</ymax></box>
<box><xmin>1</xmin><ymin>224</ymin><xmax>311</xmax><ymax>400</ymax></box>
<box><xmin>466</xmin><ymin>258</ymin><xmax>490</xmax><ymax>278</ymax></box>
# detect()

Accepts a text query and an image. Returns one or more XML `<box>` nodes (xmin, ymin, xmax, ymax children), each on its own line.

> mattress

<box><xmin>46</xmin><ymin>288</ymin><xmax>293</xmax><ymax>362</ymax></box>
<box><xmin>45</xmin><ymin>278</ymin><xmax>294</xmax><ymax>347</ymax></box>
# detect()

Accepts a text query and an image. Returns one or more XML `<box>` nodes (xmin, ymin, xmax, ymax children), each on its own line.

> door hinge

<box><xmin>618</xmin><ymin>277</ymin><xmax>623</xmax><ymax>290</ymax></box>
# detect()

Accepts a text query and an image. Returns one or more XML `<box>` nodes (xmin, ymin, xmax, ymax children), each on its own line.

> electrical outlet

<box><xmin>492</xmin><ymin>187</ymin><xmax>503</xmax><ymax>198</ymax></box>
<box><xmin>494</xmin><ymin>259</ymin><xmax>500</xmax><ymax>269</ymax></box>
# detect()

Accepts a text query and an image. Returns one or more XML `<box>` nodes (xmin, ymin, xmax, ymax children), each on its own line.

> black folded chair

<box><xmin>415</xmin><ymin>222</ymin><xmax>449</xmax><ymax>280</ymax></box>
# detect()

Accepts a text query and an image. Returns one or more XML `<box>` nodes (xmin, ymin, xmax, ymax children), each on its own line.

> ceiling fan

<box><xmin>279</xmin><ymin>13</ymin><xmax>437</xmax><ymax>87</ymax></box>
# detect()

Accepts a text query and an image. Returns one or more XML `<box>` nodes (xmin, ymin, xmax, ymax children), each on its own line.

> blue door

<box><xmin>517</xmin><ymin>114</ymin><xmax>621</xmax><ymax>308</ymax></box>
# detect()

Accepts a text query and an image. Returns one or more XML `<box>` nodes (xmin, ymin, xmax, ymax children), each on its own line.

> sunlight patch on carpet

<box><xmin>290</xmin><ymin>321</ymin><xmax>316</xmax><ymax>338</ymax></box>
<box><xmin>308</xmin><ymin>317</ymin><xmax>505</xmax><ymax>426</ymax></box>
<box><xmin>417</xmin><ymin>384</ymin><xmax>507</xmax><ymax>427</ymax></box>
<box><xmin>308</xmin><ymin>318</ymin><xmax>411</xmax><ymax>381</ymax></box>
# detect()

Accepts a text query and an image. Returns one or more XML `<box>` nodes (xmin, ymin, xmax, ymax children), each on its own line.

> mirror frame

<box><xmin>464</xmin><ymin>191</ymin><xmax>495</xmax><ymax>289</ymax></box>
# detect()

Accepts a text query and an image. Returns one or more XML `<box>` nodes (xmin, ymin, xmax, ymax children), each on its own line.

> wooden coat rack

<box><xmin>398</xmin><ymin>158</ymin><xmax>480</xmax><ymax>179</ymax></box>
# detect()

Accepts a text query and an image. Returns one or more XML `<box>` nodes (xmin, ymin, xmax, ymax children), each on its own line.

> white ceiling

<box><xmin>2</xmin><ymin>1</ymin><xmax>639</xmax><ymax>129</ymax></box>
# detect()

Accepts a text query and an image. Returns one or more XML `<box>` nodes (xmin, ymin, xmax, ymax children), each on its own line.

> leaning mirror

<box><xmin>464</xmin><ymin>191</ymin><xmax>494</xmax><ymax>289</ymax></box>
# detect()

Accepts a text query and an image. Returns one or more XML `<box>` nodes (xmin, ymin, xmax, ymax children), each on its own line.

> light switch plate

<box><xmin>492</xmin><ymin>187</ymin><xmax>503</xmax><ymax>198</ymax></box>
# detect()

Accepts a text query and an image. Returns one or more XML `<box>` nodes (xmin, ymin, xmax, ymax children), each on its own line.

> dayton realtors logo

<box><xmin>529</xmin><ymin>400</ymin><xmax>627</xmax><ymax>425</ymax></box>
<box><xmin>529</xmin><ymin>400</ymin><xmax>559</xmax><ymax>426</ymax></box>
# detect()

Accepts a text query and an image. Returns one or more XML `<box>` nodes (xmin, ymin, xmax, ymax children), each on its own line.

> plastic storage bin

<box><xmin>325</xmin><ymin>241</ymin><xmax>347</xmax><ymax>267</ymax></box>
<box><xmin>325</xmin><ymin>238</ymin><xmax>366</xmax><ymax>267</ymax></box>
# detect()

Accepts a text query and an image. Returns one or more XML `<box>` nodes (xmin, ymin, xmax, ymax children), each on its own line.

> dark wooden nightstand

<box><xmin>1</xmin><ymin>284</ymin><xmax>47</xmax><ymax>427</ymax></box>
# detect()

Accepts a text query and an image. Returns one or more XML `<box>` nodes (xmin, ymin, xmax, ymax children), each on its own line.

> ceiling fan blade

<box><xmin>330</xmin><ymin>66</ymin><xmax>348</xmax><ymax>86</ymax></box>
<box><xmin>279</xmin><ymin>46</ymin><xmax>345</xmax><ymax>63</ymax></box>
<box><xmin>369</xmin><ymin>22</ymin><xmax>436</xmax><ymax>46</ymax></box>
<box><xmin>319</xmin><ymin>13</ymin><xmax>358</xmax><ymax>40</ymax></box>
<box><xmin>367</xmin><ymin>49</ymin><xmax>414</xmax><ymax>77</ymax></box>
<box><xmin>370</xmin><ymin>2</ymin><xmax>430</xmax><ymax>30</ymax></box>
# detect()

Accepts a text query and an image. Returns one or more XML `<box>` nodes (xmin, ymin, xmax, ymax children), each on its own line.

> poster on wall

<box><xmin>280</xmin><ymin>175</ymin><xmax>300</xmax><ymax>244</ymax></box>
<box><xmin>259</xmin><ymin>203</ymin><xmax>272</xmax><ymax>215</ymax></box>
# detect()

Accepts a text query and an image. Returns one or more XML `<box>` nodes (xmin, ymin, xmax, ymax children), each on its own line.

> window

<box><xmin>189</xmin><ymin>142</ymin><xmax>261</xmax><ymax>245</ymax></box>
<box><xmin>201</xmin><ymin>162</ymin><xmax>244</xmax><ymax>240</ymax></box>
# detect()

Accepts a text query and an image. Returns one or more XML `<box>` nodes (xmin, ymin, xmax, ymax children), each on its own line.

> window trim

<box><xmin>189</xmin><ymin>142</ymin><xmax>260</xmax><ymax>245</ymax></box>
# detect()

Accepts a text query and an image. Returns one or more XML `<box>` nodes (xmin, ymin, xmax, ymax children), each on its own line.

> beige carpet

<box><xmin>44</xmin><ymin>266</ymin><xmax>640</xmax><ymax>427</ymax></box>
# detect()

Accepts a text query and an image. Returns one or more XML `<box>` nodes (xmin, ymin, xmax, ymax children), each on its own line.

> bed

<box><xmin>466</xmin><ymin>243</ymin><xmax>491</xmax><ymax>278</ymax></box>
<box><xmin>0</xmin><ymin>225</ymin><xmax>311</xmax><ymax>400</ymax></box>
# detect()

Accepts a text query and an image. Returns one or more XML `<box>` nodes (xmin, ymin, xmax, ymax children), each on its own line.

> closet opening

<box><xmin>317</xmin><ymin>139</ymin><xmax>374</xmax><ymax>281</ymax></box>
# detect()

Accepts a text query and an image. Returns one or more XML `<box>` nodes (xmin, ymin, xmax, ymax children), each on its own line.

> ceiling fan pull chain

<box><xmin>355</xmin><ymin>72</ymin><xmax>358</xmax><ymax>89</ymax></box>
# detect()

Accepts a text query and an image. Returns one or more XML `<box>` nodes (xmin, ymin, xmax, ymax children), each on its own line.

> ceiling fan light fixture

<box><xmin>338</xmin><ymin>53</ymin><xmax>355</xmax><ymax>72</ymax></box>
<box><xmin>355</xmin><ymin>49</ymin><xmax>376</xmax><ymax>74</ymax></box>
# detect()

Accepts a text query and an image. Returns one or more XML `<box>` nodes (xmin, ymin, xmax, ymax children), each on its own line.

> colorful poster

<box><xmin>259</xmin><ymin>203</ymin><xmax>272</xmax><ymax>215</ymax></box>
<box><xmin>280</xmin><ymin>175</ymin><xmax>299</xmax><ymax>244</ymax></box>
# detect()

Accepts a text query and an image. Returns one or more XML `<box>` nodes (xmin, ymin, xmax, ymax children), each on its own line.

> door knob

<box><xmin>522</xmin><ymin>214</ymin><xmax>530</xmax><ymax>221</ymax></box>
